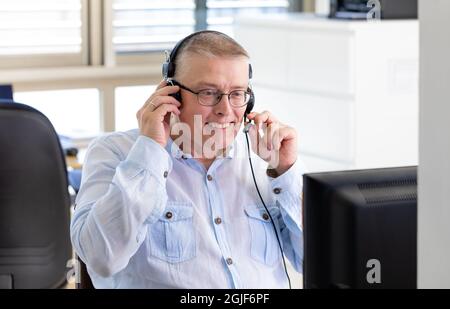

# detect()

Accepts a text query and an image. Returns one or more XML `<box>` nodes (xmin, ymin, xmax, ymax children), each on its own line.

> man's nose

<box><xmin>214</xmin><ymin>94</ymin><xmax>233</xmax><ymax>116</ymax></box>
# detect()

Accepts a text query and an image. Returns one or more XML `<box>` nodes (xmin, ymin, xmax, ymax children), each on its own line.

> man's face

<box><xmin>173</xmin><ymin>53</ymin><xmax>250</xmax><ymax>156</ymax></box>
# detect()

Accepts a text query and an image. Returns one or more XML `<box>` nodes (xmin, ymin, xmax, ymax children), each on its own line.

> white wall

<box><xmin>418</xmin><ymin>0</ymin><xmax>450</xmax><ymax>289</ymax></box>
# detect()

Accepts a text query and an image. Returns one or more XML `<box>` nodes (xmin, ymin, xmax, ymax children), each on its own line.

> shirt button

<box><xmin>165</xmin><ymin>212</ymin><xmax>173</xmax><ymax>219</ymax></box>
<box><xmin>273</xmin><ymin>187</ymin><xmax>282</xmax><ymax>194</ymax></box>
<box><xmin>214</xmin><ymin>217</ymin><xmax>222</xmax><ymax>225</ymax></box>
<box><xmin>226</xmin><ymin>258</ymin><xmax>233</xmax><ymax>265</ymax></box>
<box><xmin>262</xmin><ymin>213</ymin><xmax>269</xmax><ymax>221</ymax></box>
<box><xmin>163</xmin><ymin>171</ymin><xmax>168</xmax><ymax>178</ymax></box>
<box><xmin>207</xmin><ymin>174</ymin><xmax>213</xmax><ymax>181</ymax></box>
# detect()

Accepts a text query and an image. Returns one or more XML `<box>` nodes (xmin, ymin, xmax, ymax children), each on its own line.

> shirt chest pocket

<box><xmin>147</xmin><ymin>201</ymin><xmax>196</xmax><ymax>263</ymax></box>
<box><xmin>244</xmin><ymin>204</ymin><xmax>281</xmax><ymax>267</ymax></box>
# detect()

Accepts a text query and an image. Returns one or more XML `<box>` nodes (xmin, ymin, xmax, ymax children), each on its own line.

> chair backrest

<box><xmin>0</xmin><ymin>101</ymin><xmax>72</xmax><ymax>288</ymax></box>
<box><xmin>0</xmin><ymin>85</ymin><xmax>13</xmax><ymax>100</ymax></box>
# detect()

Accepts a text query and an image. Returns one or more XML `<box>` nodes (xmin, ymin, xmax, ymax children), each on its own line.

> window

<box><xmin>14</xmin><ymin>88</ymin><xmax>100</xmax><ymax>136</ymax></box>
<box><xmin>115</xmin><ymin>85</ymin><xmax>157</xmax><ymax>131</ymax></box>
<box><xmin>206</xmin><ymin>0</ymin><xmax>289</xmax><ymax>35</ymax></box>
<box><xmin>112</xmin><ymin>0</ymin><xmax>195</xmax><ymax>54</ymax></box>
<box><xmin>0</xmin><ymin>0</ymin><xmax>87</xmax><ymax>68</ymax></box>
<box><xmin>112</xmin><ymin>0</ymin><xmax>289</xmax><ymax>62</ymax></box>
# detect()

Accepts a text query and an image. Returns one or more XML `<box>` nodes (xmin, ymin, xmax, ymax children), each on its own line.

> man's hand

<box><xmin>246</xmin><ymin>111</ymin><xmax>298</xmax><ymax>176</ymax></box>
<box><xmin>136</xmin><ymin>80</ymin><xmax>181</xmax><ymax>147</ymax></box>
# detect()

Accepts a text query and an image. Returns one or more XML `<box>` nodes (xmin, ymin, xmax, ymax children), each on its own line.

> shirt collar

<box><xmin>165</xmin><ymin>137</ymin><xmax>236</xmax><ymax>160</ymax></box>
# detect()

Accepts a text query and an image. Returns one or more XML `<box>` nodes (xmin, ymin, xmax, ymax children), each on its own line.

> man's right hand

<box><xmin>136</xmin><ymin>80</ymin><xmax>181</xmax><ymax>147</ymax></box>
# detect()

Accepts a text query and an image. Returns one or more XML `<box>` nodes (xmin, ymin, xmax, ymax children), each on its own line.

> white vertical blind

<box><xmin>0</xmin><ymin>0</ymin><xmax>83</xmax><ymax>55</ymax></box>
<box><xmin>113</xmin><ymin>0</ymin><xmax>195</xmax><ymax>53</ymax></box>
<box><xmin>206</xmin><ymin>0</ymin><xmax>289</xmax><ymax>35</ymax></box>
<box><xmin>112</xmin><ymin>0</ymin><xmax>289</xmax><ymax>54</ymax></box>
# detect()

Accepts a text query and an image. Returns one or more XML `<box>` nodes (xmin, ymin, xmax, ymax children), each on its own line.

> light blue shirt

<box><xmin>71</xmin><ymin>129</ymin><xmax>304</xmax><ymax>288</ymax></box>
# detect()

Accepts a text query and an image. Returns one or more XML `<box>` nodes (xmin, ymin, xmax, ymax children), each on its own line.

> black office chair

<box><xmin>0</xmin><ymin>84</ymin><xmax>13</xmax><ymax>101</ymax></box>
<box><xmin>0</xmin><ymin>101</ymin><xmax>72</xmax><ymax>288</ymax></box>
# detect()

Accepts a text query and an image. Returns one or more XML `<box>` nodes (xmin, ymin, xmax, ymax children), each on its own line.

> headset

<box><xmin>162</xmin><ymin>30</ymin><xmax>291</xmax><ymax>289</ymax></box>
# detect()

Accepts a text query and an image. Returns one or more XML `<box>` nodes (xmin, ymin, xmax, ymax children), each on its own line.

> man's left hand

<box><xmin>246</xmin><ymin>111</ymin><xmax>298</xmax><ymax>176</ymax></box>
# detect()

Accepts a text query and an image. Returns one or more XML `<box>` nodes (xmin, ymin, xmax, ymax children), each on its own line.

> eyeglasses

<box><xmin>170</xmin><ymin>79</ymin><xmax>251</xmax><ymax>107</ymax></box>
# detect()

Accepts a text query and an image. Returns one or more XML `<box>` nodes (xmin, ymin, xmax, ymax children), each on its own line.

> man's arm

<box><xmin>269</xmin><ymin>159</ymin><xmax>305</xmax><ymax>273</ymax></box>
<box><xmin>70</xmin><ymin>135</ymin><xmax>171</xmax><ymax>277</ymax></box>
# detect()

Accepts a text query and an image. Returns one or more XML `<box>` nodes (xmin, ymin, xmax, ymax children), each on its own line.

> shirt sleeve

<box><xmin>269</xmin><ymin>159</ymin><xmax>306</xmax><ymax>273</ymax></box>
<box><xmin>70</xmin><ymin>135</ymin><xmax>172</xmax><ymax>277</ymax></box>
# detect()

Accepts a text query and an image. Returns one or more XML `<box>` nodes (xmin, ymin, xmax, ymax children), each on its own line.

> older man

<box><xmin>71</xmin><ymin>31</ymin><xmax>304</xmax><ymax>288</ymax></box>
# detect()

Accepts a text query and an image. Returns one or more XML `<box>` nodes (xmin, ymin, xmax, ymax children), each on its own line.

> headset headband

<box><xmin>162</xmin><ymin>30</ymin><xmax>252</xmax><ymax>80</ymax></box>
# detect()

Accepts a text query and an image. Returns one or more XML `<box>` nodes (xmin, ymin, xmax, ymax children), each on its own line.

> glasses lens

<box><xmin>229</xmin><ymin>90</ymin><xmax>249</xmax><ymax>107</ymax></box>
<box><xmin>198</xmin><ymin>90</ymin><xmax>219</xmax><ymax>106</ymax></box>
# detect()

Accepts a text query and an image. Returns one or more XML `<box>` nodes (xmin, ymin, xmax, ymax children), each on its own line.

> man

<box><xmin>71</xmin><ymin>31</ymin><xmax>304</xmax><ymax>288</ymax></box>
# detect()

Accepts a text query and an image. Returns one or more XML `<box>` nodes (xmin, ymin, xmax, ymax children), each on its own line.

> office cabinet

<box><xmin>234</xmin><ymin>14</ymin><xmax>418</xmax><ymax>172</ymax></box>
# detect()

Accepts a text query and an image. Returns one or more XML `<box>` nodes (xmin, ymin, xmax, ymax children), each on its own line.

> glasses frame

<box><xmin>170</xmin><ymin>79</ymin><xmax>251</xmax><ymax>107</ymax></box>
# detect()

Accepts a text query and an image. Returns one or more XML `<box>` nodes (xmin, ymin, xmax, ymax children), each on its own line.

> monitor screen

<box><xmin>303</xmin><ymin>166</ymin><xmax>417</xmax><ymax>289</ymax></box>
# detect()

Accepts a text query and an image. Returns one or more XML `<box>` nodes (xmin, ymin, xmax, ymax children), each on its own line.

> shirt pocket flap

<box><xmin>244</xmin><ymin>204</ymin><xmax>280</xmax><ymax>222</ymax></box>
<box><xmin>244</xmin><ymin>204</ymin><xmax>270</xmax><ymax>222</ymax></box>
<box><xmin>159</xmin><ymin>202</ymin><xmax>193</xmax><ymax>222</ymax></box>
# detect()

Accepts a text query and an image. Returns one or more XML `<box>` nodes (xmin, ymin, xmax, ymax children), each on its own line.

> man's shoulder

<box><xmin>88</xmin><ymin>129</ymin><xmax>140</xmax><ymax>154</ymax></box>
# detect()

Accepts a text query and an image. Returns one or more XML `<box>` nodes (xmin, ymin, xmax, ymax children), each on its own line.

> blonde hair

<box><xmin>174</xmin><ymin>31</ymin><xmax>250</xmax><ymax>79</ymax></box>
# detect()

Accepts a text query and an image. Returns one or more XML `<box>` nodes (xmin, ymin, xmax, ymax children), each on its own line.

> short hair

<box><xmin>174</xmin><ymin>31</ymin><xmax>250</xmax><ymax>79</ymax></box>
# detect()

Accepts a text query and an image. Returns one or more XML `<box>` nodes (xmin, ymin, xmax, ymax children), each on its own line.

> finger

<box><xmin>153</xmin><ymin>85</ymin><xmax>180</xmax><ymax>97</ymax></box>
<box><xmin>136</xmin><ymin>108</ymin><xmax>142</xmax><ymax>121</ymax></box>
<box><xmin>142</xmin><ymin>89</ymin><xmax>181</xmax><ymax>112</ymax></box>
<box><xmin>252</xmin><ymin>111</ymin><xmax>277</xmax><ymax>130</ymax></box>
<box><xmin>137</xmin><ymin>94</ymin><xmax>158</xmax><ymax>119</ymax></box>
<box><xmin>272</xmin><ymin>126</ymin><xmax>296</xmax><ymax>151</ymax></box>
<box><xmin>149</xmin><ymin>95</ymin><xmax>181</xmax><ymax>110</ymax></box>
<box><xmin>247</xmin><ymin>124</ymin><xmax>260</xmax><ymax>155</ymax></box>
<box><xmin>246</xmin><ymin>111</ymin><xmax>257</xmax><ymax>120</ymax></box>
<box><xmin>266</xmin><ymin>122</ymin><xmax>280</xmax><ymax>151</ymax></box>
<box><xmin>155</xmin><ymin>79</ymin><xmax>168</xmax><ymax>90</ymax></box>
<box><xmin>248</xmin><ymin>124</ymin><xmax>272</xmax><ymax>161</ymax></box>
<box><xmin>153</xmin><ymin>103</ymin><xmax>181</xmax><ymax>119</ymax></box>
<box><xmin>144</xmin><ymin>83</ymin><xmax>179</xmax><ymax>105</ymax></box>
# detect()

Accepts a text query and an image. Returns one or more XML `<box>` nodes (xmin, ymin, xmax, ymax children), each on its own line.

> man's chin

<box><xmin>201</xmin><ymin>130</ymin><xmax>237</xmax><ymax>156</ymax></box>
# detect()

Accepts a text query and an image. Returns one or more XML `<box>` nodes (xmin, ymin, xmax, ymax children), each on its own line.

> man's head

<box><xmin>168</xmin><ymin>31</ymin><xmax>252</xmax><ymax>157</ymax></box>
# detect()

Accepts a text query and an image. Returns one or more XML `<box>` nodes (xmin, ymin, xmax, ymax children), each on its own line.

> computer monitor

<box><xmin>303</xmin><ymin>166</ymin><xmax>417</xmax><ymax>289</ymax></box>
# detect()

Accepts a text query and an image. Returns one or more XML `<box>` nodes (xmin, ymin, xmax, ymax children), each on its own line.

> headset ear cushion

<box><xmin>162</xmin><ymin>61</ymin><xmax>176</xmax><ymax>79</ymax></box>
<box><xmin>162</xmin><ymin>62</ymin><xmax>169</xmax><ymax>79</ymax></box>
<box><xmin>167</xmin><ymin>62</ymin><xmax>175</xmax><ymax>79</ymax></box>
<box><xmin>245</xmin><ymin>89</ymin><xmax>255</xmax><ymax>116</ymax></box>
<box><xmin>171</xmin><ymin>92</ymin><xmax>182</xmax><ymax>103</ymax></box>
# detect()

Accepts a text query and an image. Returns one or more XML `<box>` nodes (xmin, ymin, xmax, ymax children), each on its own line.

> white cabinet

<box><xmin>234</xmin><ymin>14</ymin><xmax>419</xmax><ymax>172</ymax></box>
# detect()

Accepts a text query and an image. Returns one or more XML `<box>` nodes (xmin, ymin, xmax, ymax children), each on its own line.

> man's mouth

<box><xmin>205</xmin><ymin>122</ymin><xmax>235</xmax><ymax>129</ymax></box>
